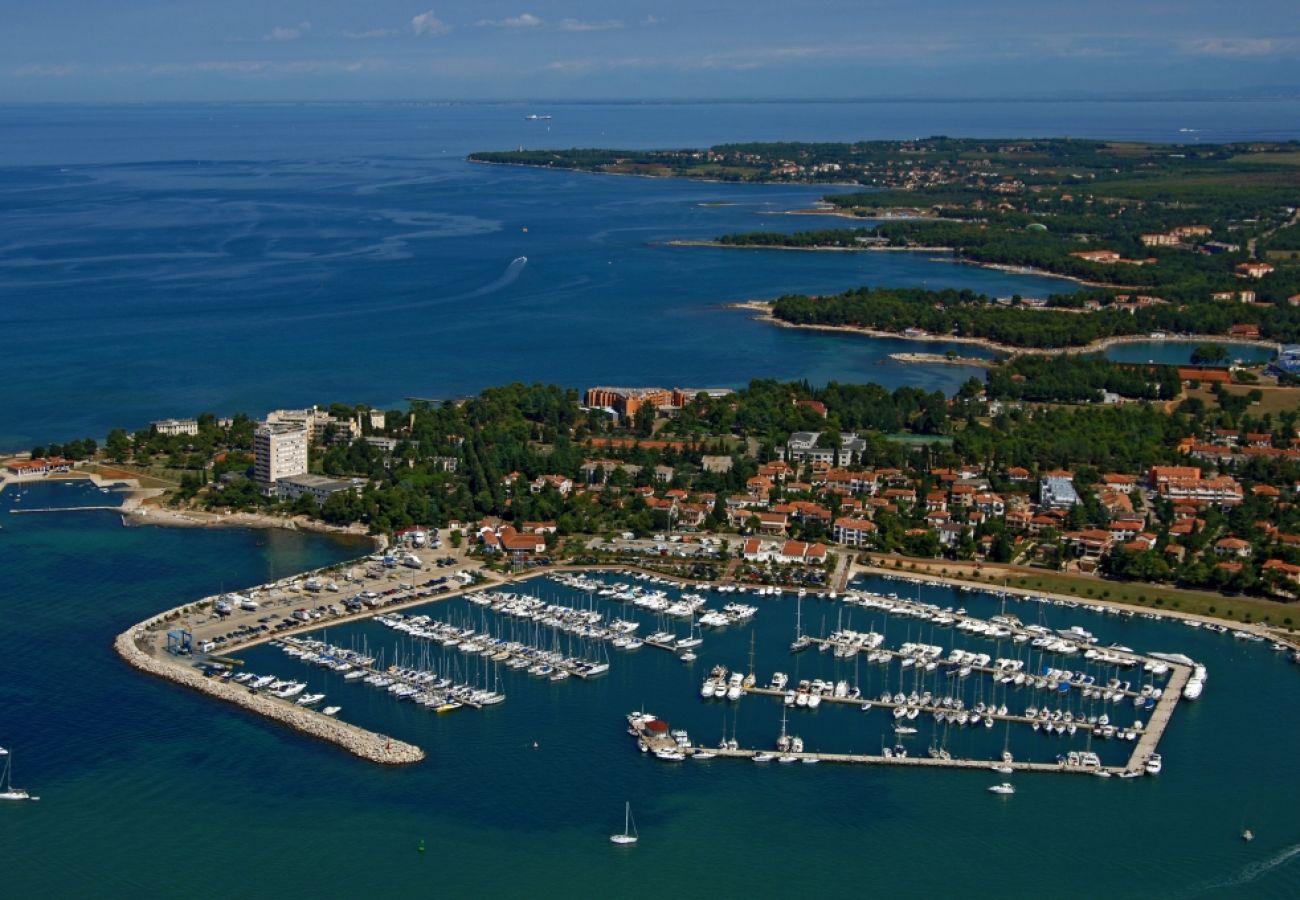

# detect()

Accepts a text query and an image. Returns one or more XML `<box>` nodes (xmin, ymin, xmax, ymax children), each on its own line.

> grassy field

<box><xmin>87</xmin><ymin>462</ymin><xmax>182</xmax><ymax>489</ymax></box>
<box><xmin>868</xmin><ymin>554</ymin><xmax>1300</xmax><ymax>629</ymax></box>
<box><xmin>1186</xmin><ymin>383</ymin><xmax>1300</xmax><ymax>416</ymax></box>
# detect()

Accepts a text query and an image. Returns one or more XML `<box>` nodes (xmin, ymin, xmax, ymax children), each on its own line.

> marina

<box><xmin>7</xmin><ymin>478</ymin><xmax>1300</xmax><ymax>896</ymax></box>
<box><xmin>130</xmin><ymin>551</ymin><xmax>1223</xmax><ymax>778</ymax></box>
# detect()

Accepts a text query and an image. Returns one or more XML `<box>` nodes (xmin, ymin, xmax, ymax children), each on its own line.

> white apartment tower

<box><xmin>254</xmin><ymin>423</ymin><xmax>309</xmax><ymax>487</ymax></box>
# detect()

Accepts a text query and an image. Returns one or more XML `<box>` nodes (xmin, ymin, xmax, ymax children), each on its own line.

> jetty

<box><xmin>9</xmin><ymin>505</ymin><xmax>122</xmax><ymax>514</ymax></box>
<box><xmin>115</xmin><ymin>629</ymin><xmax>424</xmax><ymax>765</ymax></box>
<box><xmin>113</xmin><ymin>549</ymin><xmax>503</xmax><ymax>765</ymax></box>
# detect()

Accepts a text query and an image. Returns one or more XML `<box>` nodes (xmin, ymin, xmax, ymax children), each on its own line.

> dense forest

<box><xmin>769</xmin><ymin>285</ymin><xmax>1300</xmax><ymax>347</ymax></box>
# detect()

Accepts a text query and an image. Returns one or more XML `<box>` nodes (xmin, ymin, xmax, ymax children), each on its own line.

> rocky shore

<box><xmin>731</xmin><ymin>300</ymin><xmax>1282</xmax><ymax>359</ymax></box>
<box><xmin>115</xmin><ymin>624</ymin><xmax>424</xmax><ymax>766</ymax></box>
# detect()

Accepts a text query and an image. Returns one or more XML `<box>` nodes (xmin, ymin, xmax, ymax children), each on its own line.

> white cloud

<box><xmin>13</xmin><ymin>64</ymin><xmax>79</xmax><ymax>77</ymax></box>
<box><xmin>146</xmin><ymin>58</ymin><xmax>382</xmax><ymax>76</ymax></box>
<box><xmin>477</xmin><ymin>13</ymin><xmax>543</xmax><ymax>28</ymax></box>
<box><xmin>264</xmin><ymin>21</ymin><xmax>311</xmax><ymax>42</ymax></box>
<box><xmin>557</xmin><ymin>18</ymin><xmax>623</xmax><ymax>32</ymax></box>
<box><xmin>411</xmin><ymin>10</ymin><xmax>450</xmax><ymax>36</ymax></box>
<box><xmin>343</xmin><ymin>28</ymin><xmax>394</xmax><ymax>40</ymax></box>
<box><xmin>1180</xmin><ymin>37</ymin><xmax>1293</xmax><ymax>58</ymax></box>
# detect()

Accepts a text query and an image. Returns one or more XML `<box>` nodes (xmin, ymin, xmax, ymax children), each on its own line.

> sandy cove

<box><xmin>730</xmin><ymin>299</ymin><xmax>1282</xmax><ymax>359</ymax></box>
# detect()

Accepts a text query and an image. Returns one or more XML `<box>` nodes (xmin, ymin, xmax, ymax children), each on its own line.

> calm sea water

<box><xmin>4</xmin><ymin>100</ymin><xmax>1299</xmax><ymax>448</ymax></box>
<box><xmin>5</xmin><ymin>101</ymin><xmax>1300</xmax><ymax>897</ymax></box>
<box><xmin>2</xmin><ymin>480</ymin><xmax>1298</xmax><ymax>898</ymax></box>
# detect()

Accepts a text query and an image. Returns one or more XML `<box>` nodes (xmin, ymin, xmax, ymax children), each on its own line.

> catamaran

<box><xmin>610</xmin><ymin>802</ymin><xmax>639</xmax><ymax>845</ymax></box>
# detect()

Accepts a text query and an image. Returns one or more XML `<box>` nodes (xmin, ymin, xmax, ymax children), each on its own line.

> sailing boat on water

<box><xmin>0</xmin><ymin>748</ymin><xmax>37</xmax><ymax>802</ymax></box>
<box><xmin>610</xmin><ymin>801</ymin><xmax>639</xmax><ymax>845</ymax></box>
<box><xmin>790</xmin><ymin>592</ymin><xmax>811</xmax><ymax>653</ymax></box>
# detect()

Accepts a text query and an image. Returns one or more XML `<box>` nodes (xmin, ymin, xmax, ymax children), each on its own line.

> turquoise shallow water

<box><xmin>3</xmin><ymin>480</ymin><xmax>1298</xmax><ymax>898</ymax></box>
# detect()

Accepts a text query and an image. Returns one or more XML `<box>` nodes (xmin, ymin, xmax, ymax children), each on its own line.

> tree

<box><xmin>105</xmin><ymin>429</ymin><xmax>132</xmax><ymax>464</ymax></box>
<box><xmin>633</xmin><ymin>403</ymin><xmax>656</xmax><ymax>438</ymax></box>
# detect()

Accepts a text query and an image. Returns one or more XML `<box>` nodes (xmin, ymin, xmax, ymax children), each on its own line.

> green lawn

<box><xmin>871</xmin><ymin>555</ymin><xmax>1300</xmax><ymax>629</ymax></box>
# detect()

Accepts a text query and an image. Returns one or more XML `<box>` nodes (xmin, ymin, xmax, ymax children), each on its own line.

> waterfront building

<box><xmin>832</xmin><ymin>516</ymin><xmax>877</xmax><ymax>548</ymax></box>
<box><xmin>254</xmin><ymin>423</ymin><xmax>308</xmax><ymax>490</ymax></box>
<box><xmin>275</xmin><ymin>473</ymin><xmax>362</xmax><ymax>506</ymax></box>
<box><xmin>151</xmin><ymin>417</ymin><xmax>199</xmax><ymax>436</ymax></box>
<box><xmin>5</xmin><ymin>457</ymin><xmax>75</xmax><ymax>477</ymax></box>
<box><xmin>1267</xmin><ymin>345</ymin><xmax>1300</xmax><ymax>378</ymax></box>
<box><xmin>583</xmin><ymin>386</ymin><xmax>732</xmax><ymax>421</ymax></box>
<box><xmin>265</xmin><ymin>406</ymin><xmax>359</xmax><ymax>444</ymax></box>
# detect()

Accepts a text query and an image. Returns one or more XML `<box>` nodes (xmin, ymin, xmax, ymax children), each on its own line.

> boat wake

<box><xmin>261</xmin><ymin>256</ymin><xmax>529</xmax><ymax>323</ymax></box>
<box><xmin>460</xmin><ymin>256</ymin><xmax>527</xmax><ymax>300</ymax></box>
<box><xmin>1181</xmin><ymin>843</ymin><xmax>1300</xmax><ymax>896</ymax></box>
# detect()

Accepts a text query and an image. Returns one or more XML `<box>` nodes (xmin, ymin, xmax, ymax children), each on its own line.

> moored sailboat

<box><xmin>610</xmin><ymin>801</ymin><xmax>639</xmax><ymax>845</ymax></box>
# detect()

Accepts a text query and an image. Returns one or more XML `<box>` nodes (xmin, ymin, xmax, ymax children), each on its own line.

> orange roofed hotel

<box><xmin>584</xmin><ymin>386</ymin><xmax>733</xmax><ymax>421</ymax></box>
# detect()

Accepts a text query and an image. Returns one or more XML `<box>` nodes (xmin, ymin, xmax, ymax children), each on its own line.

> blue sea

<box><xmin>4</xmin><ymin>101</ymin><xmax>1300</xmax><ymax>897</ymax></box>
<box><xmin>3</xmin><ymin>100</ymin><xmax>1299</xmax><ymax>448</ymax></box>
<box><xmin>3</xmin><ymin>479</ymin><xmax>1300</xmax><ymax>898</ymax></box>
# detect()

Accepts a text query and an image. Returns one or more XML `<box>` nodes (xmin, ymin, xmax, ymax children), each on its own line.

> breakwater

<box><xmin>115</xmin><ymin>616</ymin><xmax>424</xmax><ymax>766</ymax></box>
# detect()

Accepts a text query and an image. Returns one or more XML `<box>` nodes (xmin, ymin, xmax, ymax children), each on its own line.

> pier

<box><xmin>9</xmin><ymin>505</ymin><xmax>122</xmax><ymax>514</ymax></box>
<box><xmin>115</xmin><ymin>629</ymin><xmax>425</xmax><ymax>764</ymax></box>
<box><xmin>632</xmin><ymin>718</ymin><xmax>1128</xmax><ymax>776</ymax></box>
<box><xmin>1126</xmin><ymin>664</ymin><xmax>1187</xmax><ymax>772</ymax></box>
<box><xmin>689</xmin><ymin>746</ymin><xmax>1120</xmax><ymax>775</ymax></box>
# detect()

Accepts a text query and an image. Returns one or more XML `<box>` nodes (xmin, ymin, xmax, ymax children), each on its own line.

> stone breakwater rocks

<box><xmin>114</xmin><ymin>630</ymin><xmax>424</xmax><ymax>765</ymax></box>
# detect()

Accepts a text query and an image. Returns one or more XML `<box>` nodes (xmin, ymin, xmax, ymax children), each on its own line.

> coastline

<box><xmin>114</xmin><ymin>624</ymin><xmax>425</xmax><ymax>765</ymax></box>
<box><xmin>888</xmin><ymin>352</ymin><xmax>997</xmax><ymax>368</ymax></box>
<box><xmin>729</xmin><ymin>299</ymin><xmax>1283</xmax><ymax>359</ymax></box>
<box><xmin>2</xmin><ymin>468</ymin><xmax>380</xmax><ymax>543</ymax></box>
<box><xmin>467</xmin><ymin>157</ymin><xmax>859</xmax><ymax>188</ymax></box>
<box><xmin>665</xmin><ymin>239</ymin><xmax>954</xmax><ymax>253</ymax></box>
<box><xmin>669</xmin><ymin>240</ymin><xmax>1136</xmax><ymax>290</ymax></box>
<box><xmin>852</xmin><ymin>560</ymin><xmax>1300</xmax><ymax>649</ymax></box>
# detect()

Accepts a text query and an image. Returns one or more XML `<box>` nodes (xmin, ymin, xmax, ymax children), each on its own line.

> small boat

<box><xmin>322</xmin><ymin>706</ymin><xmax>342</xmax><ymax>717</ymax></box>
<box><xmin>1242</xmin><ymin>829</ymin><xmax>1254</xmax><ymax>842</ymax></box>
<box><xmin>752</xmin><ymin>752</ymin><xmax>775</xmax><ymax>762</ymax></box>
<box><xmin>691</xmin><ymin>751</ymin><xmax>717</xmax><ymax>760</ymax></box>
<box><xmin>610</xmin><ymin>801</ymin><xmax>638</xmax><ymax>845</ymax></box>
<box><xmin>991</xmin><ymin>765</ymin><xmax>1013</xmax><ymax>774</ymax></box>
<box><xmin>1145</xmin><ymin>753</ymin><xmax>1163</xmax><ymax>775</ymax></box>
<box><xmin>0</xmin><ymin>751</ymin><xmax>36</xmax><ymax>802</ymax></box>
<box><xmin>988</xmin><ymin>783</ymin><xmax>1016</xmax><ymax>795</ymax></box>
<box><xmin>679</xmin><ymin>651</ymin><xmax>697</xmax><ymax>662</ymax></box>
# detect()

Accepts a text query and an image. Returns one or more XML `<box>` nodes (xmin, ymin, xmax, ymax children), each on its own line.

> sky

<box><xmin>2</xmin><ymin>1</ymin><xmax>1299</xmax><ymax>102</ymax></box>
